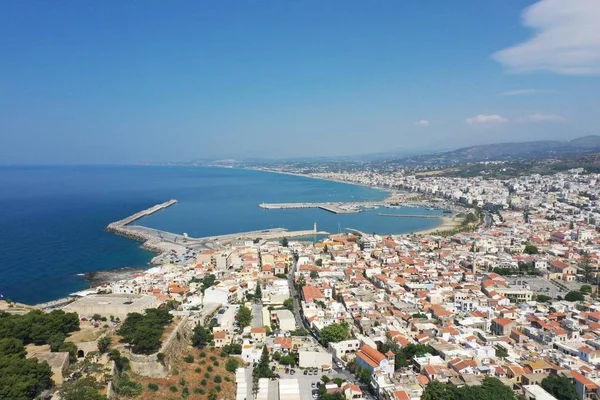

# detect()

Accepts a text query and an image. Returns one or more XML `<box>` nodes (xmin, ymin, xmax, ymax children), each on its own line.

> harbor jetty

<box><xmin>378</xmin><ymin>213</ymin><xmax>441</xmax><ymax>219</ymax></box>
<box><xmin>259</xmin><ymin>201</ymin><xmax>382</xmax><ymax>214</ymax></box>
<box><xmin>106</xmin><ymin>200</ymin><xmax>330</xmax><ymax>256</ymax></box>
<box><xmin>107</xmin><ymin>199</ymin><xmax>178</xmax><ymax>228</ymax></box>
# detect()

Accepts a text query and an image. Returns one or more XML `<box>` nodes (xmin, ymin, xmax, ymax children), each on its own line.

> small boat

<box><xmin>443</xmin><ymin>210</ymin><xmax>452</xmax><ymax>214</ymax></box>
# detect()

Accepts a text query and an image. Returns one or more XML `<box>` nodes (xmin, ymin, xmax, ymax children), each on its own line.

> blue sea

<box><xmin>0</xmin><ymin>166</ymin><xmax>443</xmax><ymax>304</ymax></box>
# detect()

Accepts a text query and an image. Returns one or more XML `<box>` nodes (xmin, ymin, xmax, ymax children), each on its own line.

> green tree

<box><xmin>0</xmin><ymin>356</ymin><xmax>53</xmax><ymax>400</ymax></box>
<box><xmin>117</xmin><ymin>308</ymin><xmax>172</xmax><ymax>354</ymax></box>
<box><xmin>279</xmin><ymin>354</ymin><xmax>295</xmax><ymax>366</ymax></box>
<box><xmin>253</xmin><ymin>346</ymin><xmax>273</xmax><ymax>379</ymax></box>
<box><xmin>578</xmin><ymin>253</ymin><xmax>595</xmax><ymax>283</ymax></box>
<box><xmin>523</xmin><ymin>244</ymin><xmax>539</xmax><ymax>254</ymax></box>
<box><xmin>319</xmin><ymin>323</ymin><xmax>349</xmax><ymax>346</ymax></box>
<box><xmin>237</xmin><ymin>305</ymin><xmax>252</xmax><ymax>328</ymax></box>
<box><xmin>59</xmin><ymin>376</ymin><xmax>107</xmax><ymax>400</ymax></box>
<box><xmin>97</xmin><ymin>336</ymin><xmax>111</xmax><ymax>354</ymax></box>
<box><xmin>421</xmin><ymin>380</ymin><xmax>453</xmax><ymax>400</ymax></box>
<box><xmin>0</xmin><ymin>338</ymin><xmax>26</xmax><ymax>359</ymax></box>
<box><xmin>202</xmin><ymin>274</ymin><xmax>217</xmax><ymax>291</ymax></box>
<box><xmin>222</xmin><ymin>343</ymin><xmax>242</xmax><ymax>355</ymax></box>
<box><xmin>280</xmin><ymin>237</ymin><xmax>289</xmax><ymax>247</ymax></box>
<box><xmin>495</xmin><ymin>347</ymin><xmax>509</xmax><ymax>358</ymax></box>
<box><xmin>192</xmin><ymin>324</ymin><xmax>213</xmax><ymax>348</ymax></box>
<box><xmin>283</xmin><ymin>298</ymin><xmax>294</xmax><ymax>311</ymax></box>
<box><xmin>565</xmin><ymin>291</ymin><xmax>585</xmax><ymax>302</ymax></box>
<box><xmin>225</xmin><ymin>357</ymin><xmax>239</xmax><ymax>373</ymax></box>
<box><xmin>357</xmin><ymin>367</ymin><xmax>371</xmax><ymax>384</ymax></box>
<box><xmin>58</xmin><ymin>341</ymin><xmax>78</xmax><ymax>363</ymax></box>
<box><xmin>310</xmin><ymin>270</ymin><xmax>319</xmax><ymax>279</ymax></box>
<box><xmin>254</xmin><ymin>285</ymin><xmax>262</xmax><ymax>302</ymax></box>
<box><xmin>541</xmin><ymin>374</ymin><xmax>578</xmax><ymax>400</ymax></box>
<box><xmin>315</xmin><ymin>259</ymin><xmax>323</xmax><ymax>267</ymax></box>
<box><xmin>536</xmin><ymin>294</ymin><xmax>552</xmax><ymax>302</ymax></box>
<box><xmin>580</xmin><ymin>284</ymin><xmax>593</xmax><ymax>294</ymax></box>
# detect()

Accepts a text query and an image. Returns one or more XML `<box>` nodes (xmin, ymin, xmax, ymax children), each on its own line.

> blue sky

<box><xmin>1</xmin><ymin>0</ymin><xmax>599</xmax><ymax>164</ymax></box>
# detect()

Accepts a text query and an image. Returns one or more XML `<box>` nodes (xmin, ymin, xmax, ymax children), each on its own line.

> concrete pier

<box><xmin>259</xmin><ymin>201</ymin><xmax>381</xmax><ymax>214</ymax></box>
<box><xmin>106</xmin><ymin>201</ymin><xmax>328</xmax><ymax>255</ymax></box>
<box><xmin>378</xmin><ymin>213</ymin><xmax>440</xmax><ymax>219</ymax></box>
<box><xmin>108</xmin><ymin>199</ymin><xmax>178</xmax><ymax>228</ymax></box>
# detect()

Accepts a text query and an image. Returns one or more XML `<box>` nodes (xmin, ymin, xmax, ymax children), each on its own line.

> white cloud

<box><xmin>414</xmin><ymin>119</ymin><xmax>430</xmax><ymax>126</ymax></box>
<box><xmin>465</xmin><ymin>114</ymin><xmax>509</xmax><ymax>125</ymax></box>
<box><xmin>500</xmin><ymin>89</ymin><xmax>540</xmax><ymax>96</ymax></box>
<box><xmin>524</xmin><ymin>113</ymin><xmax>566</xmax><ymax>122</ymax></box>
<box><xmin>493</xmin><ymin>0</ymin><xmax>600</xmax><ymax>75</ymax></box>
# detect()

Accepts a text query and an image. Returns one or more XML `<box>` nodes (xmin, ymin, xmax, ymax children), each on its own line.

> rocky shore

<box><xmin>84</xmin><ymin>267</ymin><xmax>147</xmax><ymax>287</ymax></box>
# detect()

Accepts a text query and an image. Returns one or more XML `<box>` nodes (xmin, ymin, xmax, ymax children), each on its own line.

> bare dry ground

<box><xmin>131</xmin><ymin>347</ymin><xmax>238</xmax><ymax>400</ymax></box>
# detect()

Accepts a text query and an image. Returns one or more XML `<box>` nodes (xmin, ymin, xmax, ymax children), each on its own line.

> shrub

<box><xmin>147</xmin><ymin>382</ymin><xmax>159</xmax><ymax>391</ymax></box>
<box><xmin>200</xmin><ymin>379</ymin><xmax>207</xmax><ymax>386</ymax></box>
<box><xmin>214</xmin><ymin>375</ymin><xmax>222</xmax><ymax>383</ymax></box>
<box><xmin>194</xmin><ymin>387</ymin><xmax>203</xmax><ymax>394</ymax></box>
<box><xmin>184</xmin><ymin>354</ymin><xmax>194</xmax><ymax>363</ymax></box>
<box><xmin>204</xmin><ymin>372</ymin><xmax>211</xmax><ymax>379</ymax></box>
<box><xmin>172</xmin><ymin>368</ymin><xmax>179</xmax><ymax>375</ymax></box>
<box><xmin>215</xmin><ymin>385</ymin><xmax>222</xmax><ymax>392</ymax></box>
<box><xmin>195</xmin><ymin>367</ymin><xmax>202</xmax><ymax>373</ymax></box>
<box><xmin>224</xmin><ymin>376</ymin><xmax>231</xmax><ymax>382</ymax></box>
<box><xmin>207</xmin><ymin>365</ymin><xmax>214</xmax><ymax>372</ymax></box>
<box><xmin>199</xmin><ymin>351</ymin><xmax>206</xmax><ymax>358</ymax></box>
<box><xmin>169</xmin><ymin>385</ymin><xmax>178</xmax><ymax>393</ymax></box>
<box><xmin>210</xmin><ymin>355</ymin><xmax>217</xmax><ymax>361</ymax></box>
<box><xmin>213</xmin><ymin>360</ymin><xmax>220</xmax><ymax>367</ymax></box>
<box><xmin>179</xmin><ymin>378</ymin><xmax>186</xmax><ymax>386</ymax></box>
<box><xmin>225</xmin><ymin>357</ymin><xmax>239</xmax><ymax>373</ymax></box>
<box><xmin>182</xmin><ymin>387</ymin><xmax>189</xmax><ymax>398</ymax></box>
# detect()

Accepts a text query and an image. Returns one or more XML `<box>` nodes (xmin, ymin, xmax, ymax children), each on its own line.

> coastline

<box><xmin>33</xmin><ymin>166</ymin><xmax>450</xmax><ymax>306</ymax></box>
<box><xmin>408</xmin><ymin>216</ymin><xmax>461</xmax><ymax>236</ymax></box>
<box><xmin>234</xmin><ymin>166</ymin><xmax>451</xmax><ymax>235</ymax></box>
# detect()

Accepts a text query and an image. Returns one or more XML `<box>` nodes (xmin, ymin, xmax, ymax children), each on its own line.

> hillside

<box><xmin>386</xmin><ymin>135</ymin><xmax>600</xmax><ymax>167</ymax></box>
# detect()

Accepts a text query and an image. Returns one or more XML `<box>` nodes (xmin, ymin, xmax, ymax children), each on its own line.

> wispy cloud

<box><xmin>466</xmin><ymin>114</ymin><xmax>508</xmax><ymax>125</ymax></box>
<box><xmin>493</xmin><ymin>0</ymin><xmax>600</xmax><ymax>75</ymax></box>
<box><xmin>500</xmin><ymin>89</ymin><xmax>541</xmax><ymax>96</ymax></box>
<box><xmin>414</xmin><ymin>120</ymin><xmax>430</xmax><ymax>126</ymax></box>
<box><xmin>524</xmin><ymin>113</ymin><xmax>566</xmax><ymax>122</ymax></box>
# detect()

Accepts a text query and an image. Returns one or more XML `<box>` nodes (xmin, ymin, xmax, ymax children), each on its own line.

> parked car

<box><xmin>271</xmin><ymin>365</ymin><xmax>276</xmax><ymax>371</ymax></box>
<box><xmin>303</xmin><ymin>370</ymin><xmax>308</xmax><ymax>375</ymax></box>
<box><xmin>285</xmin><ymin>367</ymin><xmax>290</xmax><ymax>374</ymax></box>
<box><xmin>290</xmin><ymin>369</ymin><xmax>295</xmax><ymax>375</ymax></box>
<box><xmin>311</xmin><ymin>383</ymin><xmax>316</xmax><ymax>388</ymax></box>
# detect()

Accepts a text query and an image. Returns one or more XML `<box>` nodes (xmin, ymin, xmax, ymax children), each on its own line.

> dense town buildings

<box><xmin>61</xmin><ymin>168</ymin><xmax>600</xmax><ymax>399</ymax></box>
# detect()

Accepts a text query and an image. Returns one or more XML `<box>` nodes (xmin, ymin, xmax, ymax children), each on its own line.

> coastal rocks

<box><xmin>84</xmin><ymin>268</ymin><xmax>146</xmax><ymax>287</ymax></box>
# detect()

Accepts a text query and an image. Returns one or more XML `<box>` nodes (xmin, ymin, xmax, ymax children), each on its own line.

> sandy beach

<box><xmin>410</xmin><ymin>216</ymin><xmax>462</xmax><ymax>236</ymax></box>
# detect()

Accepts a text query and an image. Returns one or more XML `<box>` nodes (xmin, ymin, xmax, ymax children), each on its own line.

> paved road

<box><xmin>288</xmin><ymin>258</ymin><xmax>306</xmax><ymax>329</ymax></box>
<box><xmin>252</xmin><ymin>303</ymin><xmax>264</xmax><ymax>328</ymax></box>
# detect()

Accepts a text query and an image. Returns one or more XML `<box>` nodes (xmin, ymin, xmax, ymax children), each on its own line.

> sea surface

<box><xmin>0</xmin><ymin>166</ymin><xmax>444</xmax><ymax>304</ymax></box>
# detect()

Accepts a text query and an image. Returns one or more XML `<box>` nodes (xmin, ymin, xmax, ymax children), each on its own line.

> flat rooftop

<box><xmin>68</xmin><ymin>294</ymin><xmax>153</xmax><ymax>307</ymax></box>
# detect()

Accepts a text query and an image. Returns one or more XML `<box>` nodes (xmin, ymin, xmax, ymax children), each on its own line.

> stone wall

<box><xmin>127</xmin><ymin>315</ymin><xmax>193</xmax><ymax>378</ymax></box>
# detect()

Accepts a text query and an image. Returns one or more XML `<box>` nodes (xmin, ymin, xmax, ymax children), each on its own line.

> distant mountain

<box><xmin>387</xmin><ymin>135</ymin><xmax>600</xmax><ymax>166</ymax></box>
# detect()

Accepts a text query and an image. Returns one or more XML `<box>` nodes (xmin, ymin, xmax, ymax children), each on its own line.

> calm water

<box><xmin>0</xmin><ymin>166</ymin><xmax>442</xmax><ymax>304</ymax></box>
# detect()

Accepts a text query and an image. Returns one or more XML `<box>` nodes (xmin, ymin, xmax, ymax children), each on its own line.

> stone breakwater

<box><xmin>106</xmin><ymin>200</ymin><xmax>180</xmax><ymax>262</ymax></box>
